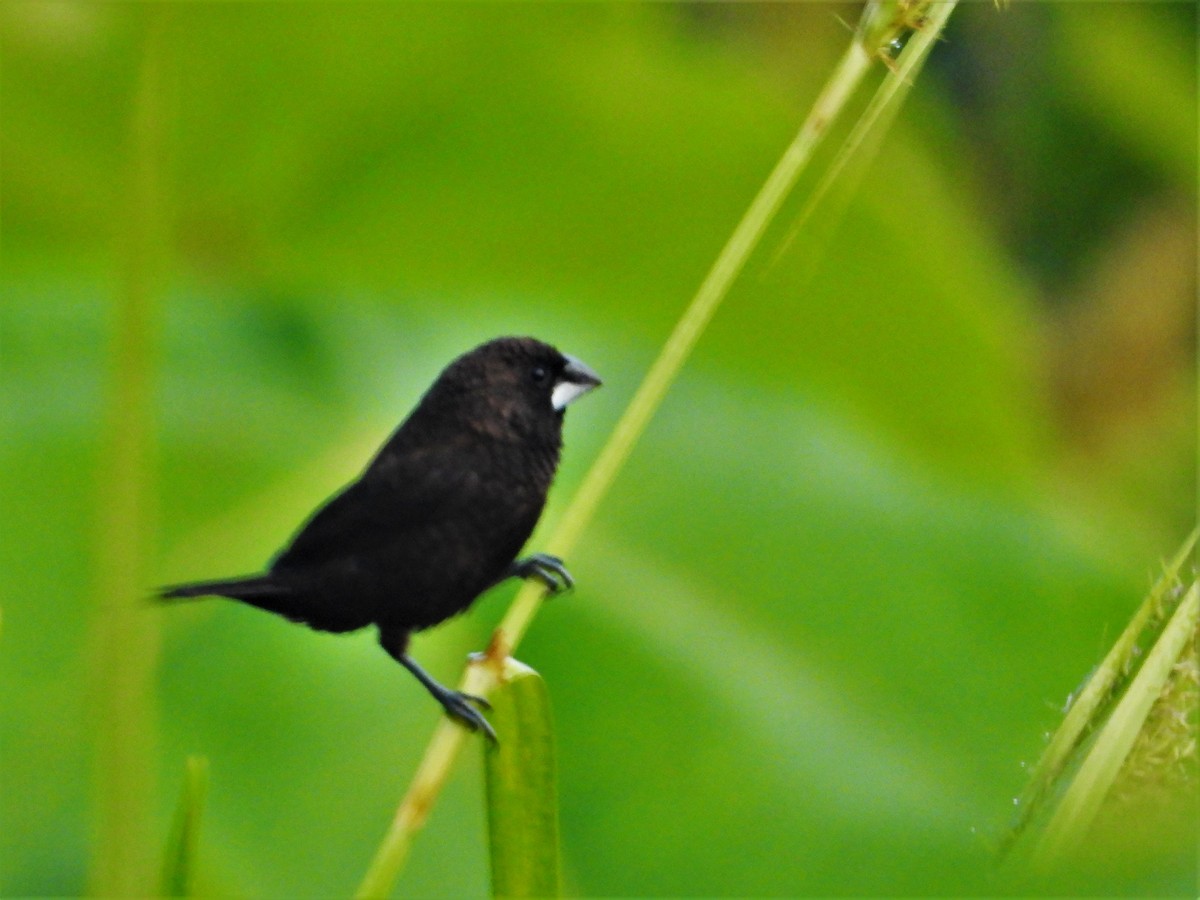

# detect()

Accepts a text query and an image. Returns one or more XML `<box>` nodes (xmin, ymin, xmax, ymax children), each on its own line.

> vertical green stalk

<box><xmin>483</xmin><ymin>661</ymin><xmax>561</xmax><ymax>899</ymax></box>
<box><xmin>88</xmin><ymin>11</ymin><xmax>170</xmax><ymax>896</ymax></box>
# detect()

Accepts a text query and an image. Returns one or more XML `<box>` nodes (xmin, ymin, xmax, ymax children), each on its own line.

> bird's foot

<box><xmin>511</xmin><ymin>553</ymin><xmax>574</xmax><ymax>595</ymax></box>
<box><xmin>389</xmin><ymin>646</ymin><xmax>498</xmax><ymax>742</ymax></box>
<box><xmin>438</xmin><ymin>689</ymin><xmax>497</xmax><ymax>742</ymax></box>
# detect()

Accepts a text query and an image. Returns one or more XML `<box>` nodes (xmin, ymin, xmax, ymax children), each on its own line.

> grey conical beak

<box><xmin>552</xmin><ymin>354</ymin><xmax>602</xmax><ymax>411</ymax></box>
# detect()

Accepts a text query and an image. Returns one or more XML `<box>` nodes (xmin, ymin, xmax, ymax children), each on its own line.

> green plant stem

<box><xmin>1001</xmin><ymin>526</ymin><xmax>1199</xmax><ymax>857</ymax></box>
<box><xmin>1033</xmin><ymin>578</ymin><xmax>1199</xmax><ymax>868</ymax></box>
<box><xmin>87</xmin><ymin>12</ymin><xmax>169</xmax><ymax>896</ymax></box>
<box><xmin>780</xmin><ymin>0</ymin><xmax>956</xmax><ymax>253</ymax></box>
<box><xmin>484</xmin><ymin>660</ymin><xmax>561</xmax><ymax>898</ymax></box>
<box><xmin>355</xmin><ymin>8</ymin><xmax>959</xmax><ymax>895</ymax></box>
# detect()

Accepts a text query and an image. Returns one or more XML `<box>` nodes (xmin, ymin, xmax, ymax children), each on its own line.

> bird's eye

<box><xmin>531</xmin><ymin>366</ymin><xmax>548</xmax><ymax>384</ymax></box>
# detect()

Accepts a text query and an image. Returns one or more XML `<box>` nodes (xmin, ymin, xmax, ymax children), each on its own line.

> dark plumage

<box><xmin>159</xmin><ymin>336</ymin><xmax>601</xmax><ymax>739</ymax></box>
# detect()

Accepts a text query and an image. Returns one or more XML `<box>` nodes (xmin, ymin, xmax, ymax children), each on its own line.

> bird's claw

<box><xmin>441</xmin><ymin>690</ymin><xmax>497</xmax><ymax>742</ymax></box>
<box><xmin>512</xmin><ymin>553</ymin><xmax>574</xmax><ymax>595</ymax></box>
<box><xmin>459</xmin><ymin>691</ymin><xmax>491</xmax><ymax>711</ymax></box>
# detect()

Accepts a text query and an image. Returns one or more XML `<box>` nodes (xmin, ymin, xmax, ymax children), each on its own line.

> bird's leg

<box><xmin>505</xmin><ymin>552</ymin><xmax>574</xmax><ymax>595</ymax></box>
<box><xmin>401</xmin><ymin>655</ymin><xmax>497</xmax><ymax>743</ymax></box>
<box><xmin>378</xmin><ymin>629</ymin><xmax>497</xmax><ymax>742</ymax></box>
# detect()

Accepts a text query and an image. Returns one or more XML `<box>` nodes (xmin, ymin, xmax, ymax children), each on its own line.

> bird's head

<box><xmin>424</xmin><ymin>336</ymin><xmax>602</xmax><ymax>443</ymax></box>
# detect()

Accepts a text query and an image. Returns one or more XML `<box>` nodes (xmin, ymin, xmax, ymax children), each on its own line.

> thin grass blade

<box><xmin>160</xmin><ymin>755</ymin><xmax>209</xmax><ymax>897</ymax></box>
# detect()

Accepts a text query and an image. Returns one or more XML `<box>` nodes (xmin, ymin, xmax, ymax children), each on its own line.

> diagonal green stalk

<box><xmin>999</xmin><ymin>526</ymin><xmax>1199</xmax><ymax>859</ymax></box>
<box><xmin>1032</xmin><ymin>578</ymin><xmax>1199</xmax><ymax>868</ymax></box>
<box><xmin>355</xmin><ymin>8</ymin><xmax>958</xmax><ymax>897</ymax></box>
<box><xmin>772</xmin><ymin>0</ymin><xmax>955</xmax><ymax>265</ymax></box>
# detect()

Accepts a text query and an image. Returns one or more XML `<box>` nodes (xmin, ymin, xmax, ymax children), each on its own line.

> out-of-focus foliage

<box><xmin>2</xmin><ymin>3</ymin><xmax>1194</xmax><ymax>896</ymax></box>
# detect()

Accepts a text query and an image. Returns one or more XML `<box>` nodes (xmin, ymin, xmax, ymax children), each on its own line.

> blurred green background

<box><xmin>2</xmin><ymin>2</ymin><xmax>1195</xmax><ymax>896</ymax></box>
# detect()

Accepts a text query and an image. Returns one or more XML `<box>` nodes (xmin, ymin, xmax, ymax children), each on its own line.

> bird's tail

<box><xmin>157</xmin><ymin>575</ymin><xmax>286</xmax><ymax>604</ymax></box>
<box><xmin>156</xmin><ymin>574</ymin><xmax>340</xmax><ymax>630</ymax></box>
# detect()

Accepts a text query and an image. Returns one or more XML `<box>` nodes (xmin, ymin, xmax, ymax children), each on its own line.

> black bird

<box><xmin>159</xmin><ymin>336</ymin><xmax>601</xmax><ymax>740</ymax></box>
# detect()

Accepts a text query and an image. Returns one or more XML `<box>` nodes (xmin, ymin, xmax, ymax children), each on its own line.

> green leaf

<box><xmin>160</xmin><ymin>755</ymin><xmax>209</xmax><ymax>897</ymax></box>
<box><xmin>483</xmin><ymin>659</ymin><xmax>561</xmax><ymax>899</ymax></box>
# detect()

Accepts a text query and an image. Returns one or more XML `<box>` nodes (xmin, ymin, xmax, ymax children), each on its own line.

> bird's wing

<box><xmin>270</xmin><ymin>437</ymin><xmax>475</xmax><ymax>571</ymax></box>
